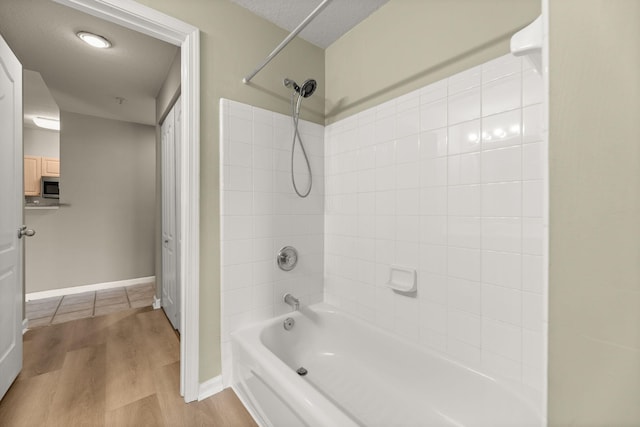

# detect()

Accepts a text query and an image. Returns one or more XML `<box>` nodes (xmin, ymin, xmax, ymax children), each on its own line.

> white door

<box><xmin>161</xmin><ymin>100</ymin><xmax>180</xmax><ymax>331</ymax></box>
<box><xmin>0</xmin><ymin>34</ymin><xmax>23</xmax><ymax>400</ymax></box>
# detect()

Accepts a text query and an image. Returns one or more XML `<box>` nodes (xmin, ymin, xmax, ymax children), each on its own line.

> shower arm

<box><xmin>242</xmin><ymin>0</ymin><xmax>333</xmax><ymax>84</ymax></box>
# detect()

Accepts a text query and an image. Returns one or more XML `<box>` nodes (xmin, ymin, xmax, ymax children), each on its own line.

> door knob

<box><xmin>18</xmin><ymin>225</ymin><xmax>36</xmax><ymax>239</ymax></box>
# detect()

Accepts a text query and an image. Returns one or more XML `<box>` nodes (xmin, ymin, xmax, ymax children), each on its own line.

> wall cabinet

<box><xmin>41</xmin><ymin>157</ymin><xmax>60</xmax><ymax>177</ymax></box>
<box><xmin>24</xmin><ymin>156</ymin><xmax>59</xmax><ymax>196</ymax></box>
<box><xmin>24</xmin><ymin>156</ymin><xmax>42</xmax><ymax>196</ymax></box>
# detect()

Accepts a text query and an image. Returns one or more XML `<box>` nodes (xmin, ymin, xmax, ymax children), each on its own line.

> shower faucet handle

<box><xmin>277</xmin><ymin>246</ymin><xmax>298</xmax><ymax>271</ymax></box>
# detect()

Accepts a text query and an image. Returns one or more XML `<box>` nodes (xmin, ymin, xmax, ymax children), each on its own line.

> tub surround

<box><xmin>220</xmin><ymin>99</ymin><xmax>325</xmax><ymax>384</ymax></box>
<box><xmin>221</xmin><ymin>52</ymin><xmax>545</xmax><ymax>417</ymax></box>
<box><xmin>324</xmin><ymin>53</ymin><xmax>546</xmax><ymax>409</ymax></box>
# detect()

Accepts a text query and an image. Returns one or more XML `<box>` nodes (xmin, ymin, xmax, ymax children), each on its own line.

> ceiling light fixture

<box><xmin>76</xmin><ymin>31</ymin><xmax>112</xmax><ymax>49</ymax></box>
<box><xmin>33</xmin><ymin>117</ymin><xmax>60</xmax><ymax>131</ymax></box>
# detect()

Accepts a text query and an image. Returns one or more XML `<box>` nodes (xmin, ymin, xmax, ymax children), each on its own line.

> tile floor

<box><xmin>26</xmin><ymin>282</ymin><xmax>156</xmax><ymax>329</ymax></box>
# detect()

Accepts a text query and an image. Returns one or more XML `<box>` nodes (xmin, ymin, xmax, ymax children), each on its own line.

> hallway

<box><xmin>0</xmin><ymin>307</ymin><xmax>256</xmax><ymax>426</ymax></box>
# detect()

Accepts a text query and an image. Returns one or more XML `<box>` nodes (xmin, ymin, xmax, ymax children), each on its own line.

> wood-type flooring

<box><xmin>0</xmin><ymin>307</ymin><xmax>257</xmax><ymax>427</ymax></box>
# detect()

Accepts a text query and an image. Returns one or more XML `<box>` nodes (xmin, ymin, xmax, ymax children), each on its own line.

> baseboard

<box><xmin>198</xmin><ymin>376</ymin><xmax>224</xmax><ymax>401</ymax></box>
<box><xmin>152</xmin><ymin>296</ymin><xmax>161</xmax><ymax>309</ymax></box>
<box><xmin>22</xmin><ymin>318</ymin><xmax>29</xmax><ymax>335</ymax></box>
<box><xmin>25</xmin><ymin>276</ymin><xmax>156</xmax><ymax>301</ymax></box>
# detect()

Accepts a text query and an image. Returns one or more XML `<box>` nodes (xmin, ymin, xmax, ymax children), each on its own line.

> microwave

<box><xmin>41</xmin><ymin>176</ymin><xmax>60</xmax><ymax>199</ymax></box>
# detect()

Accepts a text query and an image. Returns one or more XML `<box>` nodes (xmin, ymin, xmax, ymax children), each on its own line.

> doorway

<box><xmin>0</xmin><ymin>0</ymin><xmax>200</xmax><ymax>402</ymax></box>
<box><xmin>55</xmin><ymin>0</ymin><xmax>201</xmax><ymax>401</ymax></box>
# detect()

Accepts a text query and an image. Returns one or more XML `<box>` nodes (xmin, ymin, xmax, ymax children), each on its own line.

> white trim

<box><xmin>25</xmin><ymin>276</ymin><xmax>156</xmax><ymax>301</ymax></box>
<box><xmin>53</xmin><ymin>0</ymin><xmax>201</xmax><ymax>403</ymax></box>
<box><xmin>231</xmin><ymin>384</ymin><xmax>265</xmax><ymax>427</ymax></box>
<box><xmin>22</xmin><ymin>319</ymin><xmax>29</xmax><ymax>335</ymax></box>
<box><xmin>152</xmin><ymin>296</ymin><xmax>162</xmax><ymax>310</ymax></box>
<box><xmin>198</xmin><ymin>376</ymin><xmax>224</xmax><ymax>401</ymax></box>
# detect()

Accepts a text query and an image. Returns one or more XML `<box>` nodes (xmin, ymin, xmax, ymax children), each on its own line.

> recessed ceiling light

<box><xmin>76</xmin><ymin>31</ymin><xmax>112</xmax><ymax>49</ymax></box>
<box><xmin>33</xmin><ymin>117</ymin><xmax>60</xmax><ymax>131</ymax></box>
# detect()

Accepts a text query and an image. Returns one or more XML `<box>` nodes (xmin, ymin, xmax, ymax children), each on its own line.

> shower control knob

<box><xmin>277</xmin><ymin>246</ymin><xmax>298</xmax><ymax>271</ymax></box>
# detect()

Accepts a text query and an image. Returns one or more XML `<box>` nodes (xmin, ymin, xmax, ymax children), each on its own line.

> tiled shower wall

<box><xmin>324</xmin><ymin>54</ymin><xmax>546</xmax><ymax>405</ymax></box>
<box><xmin>220</xmin><ymin>99</ymin><xmax>325</xmax><ymax>382</ymax></box>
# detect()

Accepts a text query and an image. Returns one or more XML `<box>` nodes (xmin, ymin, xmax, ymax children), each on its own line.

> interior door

<box><xmin>161</xmin><ymin>101</ymin><xmax>179</xmax><ymax>331</ymax></box>
<box><xmin>0</xmin><ymin>34</ymin><xmax>24</xmax><ymax>400</ymax></box>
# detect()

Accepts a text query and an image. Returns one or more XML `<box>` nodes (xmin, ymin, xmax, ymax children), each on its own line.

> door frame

<box><xmin>54</xmin><ymin>0</ymin><xmax>200</xmax><ymax>402</ymax></box>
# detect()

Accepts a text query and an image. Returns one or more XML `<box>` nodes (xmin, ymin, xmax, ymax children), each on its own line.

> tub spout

<box><xmin>283</xmin><ymin>293</ymin><xmax>300</xmax><ymax>311</ymax></box>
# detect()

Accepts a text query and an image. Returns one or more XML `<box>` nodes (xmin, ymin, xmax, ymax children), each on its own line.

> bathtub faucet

<box><xmin>283</xmin><ymin>293</ymin><xmax>300</xmax><ymax>311</ymax></box>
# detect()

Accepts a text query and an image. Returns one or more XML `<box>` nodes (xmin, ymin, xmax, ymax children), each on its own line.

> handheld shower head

<box><xmin>283</xmin><ymin>77</ymin><xmax>317</xmax><ymax>98</ymax></box>
<box><xmin>299</xmin><ymin>79</ymin><xmax>317</xmax><ymax>98</ymax></box>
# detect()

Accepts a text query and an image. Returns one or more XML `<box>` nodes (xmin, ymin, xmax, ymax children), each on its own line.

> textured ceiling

<box><xmin>229</xmin><ymin>0</ymin><xmax>390</xmax><ymax>48</ymax></box>
<box><xmin>0</xmin><ymin>0</ymin><xmax>178</xmax><ymax>125</ymax></box>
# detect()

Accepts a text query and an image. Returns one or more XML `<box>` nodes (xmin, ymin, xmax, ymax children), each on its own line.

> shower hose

<box><xmin>290</xmin><ymin>90</ymin><xmax>313</xmax><ymax>198</ymax></box>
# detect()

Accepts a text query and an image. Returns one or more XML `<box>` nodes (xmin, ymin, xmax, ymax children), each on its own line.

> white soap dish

<box><xmin>386</xmin><ymin>265</ymin><xmax>417</xmax><ymax>293</ymax></box>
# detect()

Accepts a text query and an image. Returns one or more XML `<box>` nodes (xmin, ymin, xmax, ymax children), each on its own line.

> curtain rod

<box><xmin>242</xmin><ymin>0</ymin><xmax>333</xmax><ymax>84</ymax></box>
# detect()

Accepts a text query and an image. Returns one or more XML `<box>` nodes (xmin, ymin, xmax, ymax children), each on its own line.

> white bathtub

<box><xmin>231</xmin><ymin>303</ymin><xmax>542</xmax><ymax>427</ymax></box>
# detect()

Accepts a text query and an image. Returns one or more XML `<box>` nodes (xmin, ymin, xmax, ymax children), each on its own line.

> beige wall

<box><xmin>25</xmin><ymin>112</ymin><xmax>156</xmax><ymax>293</ymax></box>
<box><xmin>133</xmin><ymin>0</ymin><xmax>325</xmax><ymax>382</ymax></box>
<box><xmin>156</xmin><ymin>49</ymin><xmax>181</xmax><ymax>124</ymax></box>
<box><xmin>325</xmin><ymin>0</ymin><xmax>540</xmax><ymax>123</ymax></box>
<box><xmin>23</xmin><ymin>127</ymin><xmax>59</xmax><ymax>158</ymax></box>
<box><xmin>548</xmin><ymin>1</ymin><xmax>640</xmax><ymax>425</ymax></box>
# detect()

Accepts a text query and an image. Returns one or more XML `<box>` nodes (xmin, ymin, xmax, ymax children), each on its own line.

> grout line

<box><xmin>124</xmin><ymin>286</ymin><xmax>133</xmax><ymax>308</ymax></box>
<box><xmin>92</xmin><ymin>291</ymin><xmax>97</xmax><ymax>317</ymax></box>
<box><xmin>49</xmin><ymin>296</ymin><xmax>65</xmax><ymax>326</ymax></box>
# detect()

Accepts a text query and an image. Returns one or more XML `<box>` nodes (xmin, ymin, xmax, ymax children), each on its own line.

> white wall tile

<box><xmin>482</xmin><ymin>73</ymin><xmax>522</xmax><ymax>117</ymax></box>
<box><xmin>481</xmin><ymin>146</ymin><xmax>522</xmax><ymax>183</ymax></box>
<box><xmin>420</xmin><ymin>244</ymin><xmax>447</xmax><ymax>276</ymax></box>
<box><xmin>420</xmin><ymin>80</ymin><xmax>447</xmax><ymax>103</ymax></box>
<box><xmin>482</xmin><ymin>55</ymin><xmax>521</xmax><ymax>83</ymax></box>
<box><xmin>223</xmin><ymin>191</ymin><xmax>252</xmax><ymax>216</ymax></box>
<box><xmin>397</xmin><ymin>107</ymin><xmax>420</xmax><ymax>138</ymax></box>
<box><xmin>482</xmin><ymin>218</ymin><xmax>522</xmax><ymax>253</ymax></box>
<box><xmin>448</xmin><ymin>309</ymin><xmax>482</xmax><ymax>347</ymax></box>
<box><xmin>481</xmin><ymin>109</ymin><xmax>522</xmax><ymax>150</ymax></box>
<box><xmin>448</xmin><ymin>152</ymin><xmax>481</xmax><ymax>186</ymax></box>
<box><xmin>396</xmin><ymin>189</ymin><xmax>420</xmax><ymax>215</ymax></box>
<box><xmin>522</xmin><ymin>255</ymin><xmax>544</xmax><ymax>294</ymax></box>
<box><xmin>420</xmin><ymin>187</ymin><xmax>448</xmax><ymax>216</ymax></box>
<box><xmin>420</xmin><ymin>157</ymin><xmax>448</xmax><ymax>187</ymax></box>
<box><xmin>522</xmin><ymin>104</ymin><xmax>544</xmax><ymax>143</ymax></box>
<box><xmin>482</xmin><ymin>283</ymin><xmax>522</xmax><ymax>325</ymax></box>
<box><xmin>482</xmin><ymin>318</ymin><xmax>522</xmax><ymax>362</ymax></box>
<box><xmin>448</xmin><ymin>277</ymin><xmax>481</xmax><ymax>314</ymax></box>
<box><xmin>523</xmin><ymin>181</ymin><xmax>544</xmax><ymax>217</ymax></box>
<box><xmin>396</xmin><ymin>135</ymin><xmax>421</xmax><ymax>164</ymax></box>
<box><xmin>522</xmin><ymin>69</ymin><xmax>543</xmax><ymax>106</ymax></box>
<box><xmin>447</xmin><ymin>247</ymin><xmax>481</xmax><ymax>282</ymax></box>
<box><xmin>448</xmin><ymin>185</ymin><xmax>481</xmax><ymax>217</ymax></box>
<box><xmin>420</xmin><ymin>216</ymin><xmax>448</xmax><ymax>246</ymax></box>
<box><xmin>523</xmin><ymin>142</ymin><xmax>543</xmax><ymax>181</ymax></box>
<box><xmin>482</xmin><ymin>251</ymin><xmax>522</xmax><ymax>289</ymax></box>
<box><xmin>420</xmin><ymin>99</ymin><xmax>447</xmax><ymax>131</ymax></box>
<box><xmin>448</xmin><ymin>216</ymin><xmax>482</xmax><ymax>249</ymax></box>
<box><xmin>482</xmin><ymin>182</ymin><xmax>522</xmax><ymax>217</ymax></box>
<box><xmin>448</xmin><ymin>119</ymin><xmax>481</xmax><ymax>155</ymax></box>
<box><xmin>449</xmin><ymin>88</ymin><xmax>481</xmax><ymax>125</ymax></box>
<box><xmin>420</xmin><ymin>128</ymin><xmax>448</xmax><ymax>159</ymax></box>
<box><xmin>418</xmin><ymin>272</ymin><xmax>447</xmax><ymax>304</ymax></box>
<box><xmin>522</xmin><ymin>292</ymin><xmax>543</xmax><ymax>332</ymax></box>
<box><xmin>522</xmin><ymin>218</ymin><xmax>544</xmax><ymax>256</ymax></box>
